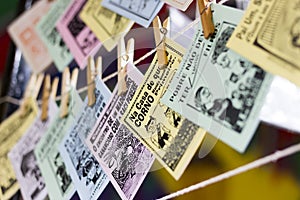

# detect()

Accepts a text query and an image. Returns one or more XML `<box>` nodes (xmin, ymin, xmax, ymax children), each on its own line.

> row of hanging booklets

<box><xmin>0</xmin><ymin>0</ymin><xmax>299</xmax><ymax>199</ymax></box>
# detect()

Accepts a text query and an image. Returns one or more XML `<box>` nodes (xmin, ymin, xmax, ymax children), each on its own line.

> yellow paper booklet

<box><xmin>0</xmin><ymin>99</ymin><xmax>38</xmax><ymax>200</ymax></box>
<box><xmin>121</xmin><ymin>39</ymin><xmax>206</xmax><ymax>180</ymax></box>
<box><xmin>227</xmin><ymin>0</ymin><xmax>300</xmax><ymax>86</ymax></box>
<box><xmin>80</xmin><ymin>0</ymin><xmax>134</xmax><ymax>51</ymax></box>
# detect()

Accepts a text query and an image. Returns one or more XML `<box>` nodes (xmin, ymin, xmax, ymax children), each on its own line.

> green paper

<box><xmin>35</xmin><ymin>89</ymin><xmax>84</xmax><ymax>200</ymax></box>
<box><xmin>35</xmin><ymin>0</ymin><xmax>73</xmax><ymax>71</ymax></box>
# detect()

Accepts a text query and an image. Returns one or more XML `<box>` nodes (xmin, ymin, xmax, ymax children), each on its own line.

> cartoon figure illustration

<box><xmin>105</xmin><ymin>128</ymin><xmax>143</xmax><ymax>190</ymax></box>
<box><xmin>111</xmin><ymin>146</ymin><xmax>138</xmax><ymax>189</ymax></box>
<box><xmin>194</xmin><ymin>86</ymin><xmax>240</xmax><ymax>127</ymax></box>
<box><xmin>76</xmin><ymin>29</ymin><xmax>98</xmax><ymax>55</ymax></box>
<box><xmin>291</xmin><ymin>17</ymin><xmax>300</xmax><ymax>48</ymax></box>
<box><xmin>54</xmin><ymin>153</ymin><xmax>71</xmax><ymax>193</ymax></box>
<box><xmin>47</xmin><ymin>28</ymin><xmax>70</xmax><ymax>59</ymax></box>
<box><xmin>76</xmin><ymin>150</ymin><xmax>89</xmax><ymax>180</ymax></box>
<box><xmin>211</xmin><ymin>26</ymin><xmax>252</xmax><ymax>83</ymax></box>
<box><xmin>145</xmin><ymin>116</ymin><xmax>173</xmax><ymax>149</ymax></box>
<box><xmin>164</xmin><ymin>107</ymin><xmax>182</xmax><ymax>128</ymax></box>
<box><xmin>21</xmin><ymin>150</ymin><xmax>45</xmax><ymax>199</ymax></box>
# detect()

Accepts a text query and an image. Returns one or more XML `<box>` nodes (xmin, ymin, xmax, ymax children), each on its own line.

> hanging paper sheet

<box><xmin>8</xmin><ymin>0</ymin><xmax>53</xmax><ymax>73</ymax></box>
<box><xmin>86</xmin><ymin>63</ymin><xmax>154</xmax><ymax>200</ymax></box>
<box><xmin>56</xmin><ymin>0</ymin><xmax>101</xmax><ymax>69</ymax></box>
<box><xmin>161</xmin><ymin>4</ymin><xmax>273</xmax><ymax>152</ymax></box>
<box><xmin>59</xmin><ymin>78</ymin><xmax>111</xmax><ymax>200</ymax></box>
<box><xmin>80</xmin><ymin>0</ymin><xmax>134</xmax><ymax>51</ymax></box>
<box><xmin>227</xmin><ymin>0</ymin><xmax>300</xmax><ymax>86</ymax></box>
<box><xmin>35</xmin><ymin>89</ymin><xmax>84</xmax><ymax>200</ymax></box>
<box><xmin>8</xmin><ymin>100</ymin><xmax>58</xmax><ymax>200</ymax></box>
<box><xmin>0</xmin><ymin>99</ymin><xmax>38</xmax><ymax>200</ymax></box>
<box><xmin>101</xmin><ymin>0</ymin><xmax>164</xmax><ymax>28</ymax></box>
<box><xmin>121</xmin><ymin>38</ymin><xmax>206</xmax><ymax>180</ymax></box>
<box><xmin>36</xmin><ymin>0</ymin><xmax>73</xmax><ymax>72</ymax></box>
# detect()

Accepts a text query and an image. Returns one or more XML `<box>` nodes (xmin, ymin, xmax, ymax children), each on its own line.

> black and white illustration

<box><xmin>56</xmin><ymin>0</ymin><xmax>101</xmax><ymax>69</ymax></box>
<box><xmin>162</xmin><ymin>4</ymin><xmax>272</xmax><ymax>152</ymax></box>
<box><xmin>102</xmin><ymin>0</ymin><xmax>164</xmax><ymax>27</ymax></box>
<box><xmin>121</xmin><ymin>40</ymin><xmax>205</xmax><ymax>180</ymax></box>
<box><xmin>144</xmin><ymin>104</ymin><xmax>183</xmax><ymax>151</ymax></box>
<box><xmin>49</xmin><ymin>152</ymin><xmax>72</xmax><ymax>194</ymax></box>
<box><xmin>59</xmin><ymin>78</ymin><xmax>111</xmax><ymax>200</ymax></box>
<box><xmin>75</xmin><ymin>151</ymin><xmax>104</xmax><ymax>185</ymax></box>
<box><xmin>105</xmin><ymin>125</ymin><xmax>152</xmax><ymax>192</ymax></box>
<box><xmin>35</xmin><ymin>0</ymin><xmax>73</xmax><ymax>71</ymax></box>
<box><xmin>67</xmin><ymin>7</ymin><xmax>99</xmax><ymax>56</ymax></box>
<box><xmin>8</xmin><ymin>100</ymin><xmax>57</xmax><ymax>200</ymax></box>
<box><xmin>145</xmin><ymin>115</ymin><xmax>173</xmax><ymax>150</ymax></box>
<box><xmin>34</xmin><ymin>90</ymin><xmax>84</xmax><ymax>200</ymax></box>
<box><xmin>46</xmin><ymin>27</ymin><xmax>71</xmax><ymax>59</ymax></box>
<box><xmin>290</xmin><ymin>17</ymin><xmax>300</xmax><ymax>48</ymax></box>
<box><xmin>256</xmin><ymin>0</ymin><xmax>300</xmax><ymax>67</ymax></box>
<box><xmin>190</xmin><ymin>25</ymin><xmax>266</xmax><ymax>133</ymax></box>
<box><xmin>20</xmin><ymin>151</ymin><xmax>45</xmax><ymax>200</ymax></box>
<box><xmin>63</xmin><ymin>135</ymin><xmax>107</xmax><ymax>186</ymax></box>
<box><xmin>180</xmin><ymin>9</ymin><xmax>273</xmax><ymax>152</ymax></box>
<box><xmin>188</xmin><ymin>25</ymin><xmax>254</xmax><ymax>125</ymax></box>
<box><xmin>87</xmin><ymin>63</ymin><xmax>154</xmax><ymax>200</ymax></box>
<box><xmin>60</xmin><ymin>132</ymin><xmax>108</xmax><ymax>200</ymax></box>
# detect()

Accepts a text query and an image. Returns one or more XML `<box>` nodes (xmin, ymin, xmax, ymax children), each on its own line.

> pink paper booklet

<box><xmin>56</xmin><ymin>0</ymin><xmax>101</xmax><ymax>69</ymax></box>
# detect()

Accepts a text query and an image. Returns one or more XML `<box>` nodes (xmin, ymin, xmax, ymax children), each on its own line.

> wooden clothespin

<box><xmin>70</xmin><ymin>68</ymin><xmax>79</xmax><ymax>88</ymax></box>
<box><xmin>40</xmin><ymin>75</ymin><xmax>59</xmax><ymax>121</ymax></box>
<box><xmin>50</xmin><ymin>77</ymin><xmax>59</xmax><ymax>100</ymax></box>
<box><xmin>60</xmin><ymin>67</ymin><xmax>79</xmax><ymax>118</ymax></box>
<box><xmin>198</xmin><ymin>0</ymin><xmax>215</xmax><ymax>39</ymax></box>
<box><xmin>87</xmin><ymin>56</ymin><xmax>102</xmax><ymax>106</ymax></box>
<box><xmin>117</xmin><ymin>37</ymin><xmax>134</xmax><ymax>95</ymax></box>
<box><xmin>153</xmin><ymin>16</ymin><xmax>169</xmax><ymax>69</ymax></box>
<box><xmin>96</xmin><ymin>56</ymin><xmax>102</xmax><ymax>79</ymax></box>
<box><xmin>41</xmin><ymin>75</ymin><xmax>51</xmax><ymax>121</ymax></box>
<box><xmin>20</xmin><ymin>73</ymin><xmax>44</xmax><ymax>117</ymax></box>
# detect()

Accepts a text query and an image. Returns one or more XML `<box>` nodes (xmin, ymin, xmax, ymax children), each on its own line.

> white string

<box><xmin>0</xmin><ymin>96</ymin><xmax>21</xmax><ymax>106</ymax></box>
<box><xmin>0</xmin><ymin>0</ymin><xmax>230</xmax><ymax>106</ymax></box>
<box><xmin>0</xmin><ymin>11</ymin><xmax>201</xmax><ymax>106</ymax></box>
<box><xmin>156</xmin><ymin>142</ymin><xmax>300</xmax><ymax>200</ymax></box>
<box><xmin>2</xmin><ymin>1</ymin><xmax>299</xmax><ymax>198</ymax></box>
<box><xmin>218</xmin><ymin>0</ymin><xmax>230</xmax><ymax>5</ymax></box>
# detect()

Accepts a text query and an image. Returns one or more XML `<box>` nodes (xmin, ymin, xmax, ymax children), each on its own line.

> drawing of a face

<box><xmin>216</xmin><ymin>51</ymin><xmax>231</xmax><ymax>68</ymax></box>
<box><xmin>21</xmin><ymin>151</ymin><xmax>36</xmax><ymax>177</ymax></box>
<box><xmin>195</xmin><ymin>86</ymin><xmax>213</xmax><ymax>108</ymax></box>
<box><xmin>47</xmin><ymin>28</ymin><xmax>60</xmax><ymax>46</ymax></box>
<box><xmin>164</xmin><ymin>108</ymin><xmax>181</xmax><ymax>128</ymax></box>
<box><xmin>291</xmin><ymin>17</ymin><xmax>300</xmax><ymax>48</ymax></box>
<box><xmin>211</xmin><ymin>26</ymin><xmax>234</xmax><ymax>66</ymax></box>
<box><xmin>145</xmin><ymin>116</ymin><xmax>172</xmax><ymax>149</ymax></box>
<box><xmin>86</xmin><ymin>161</ymin><xmax>97</xmax><ymax>185</ymax></box>
<box><xmin>54</xmin><ymin>154</ymin><xmax>63</xmax><ymax>167</ymax></box>
<box><xmin>76</xmin><ymin>29</ymin><xmax>98</xmax><ymax>55</ymax></box>
<box><xmin>145</xmin><ymin>116</ymin><xmax>157</xmax><ymax>134</ymax></box>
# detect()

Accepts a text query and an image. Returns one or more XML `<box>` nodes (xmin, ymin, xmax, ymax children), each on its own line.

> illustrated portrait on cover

<box><xmin>193</xmin><ymin>25</ymin><xmax>267</xmax><ymax>133</ymax></box>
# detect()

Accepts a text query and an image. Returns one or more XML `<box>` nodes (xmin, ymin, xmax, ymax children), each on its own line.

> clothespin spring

<box><xmin>155</xmin><ymin>28</ymin><xmax>168</xmax><ymax>49</ymax></box>
<box><xmin>200</xmin><ymin>0</ymin><xmax>213</xmax><ymax>15</ymax></box>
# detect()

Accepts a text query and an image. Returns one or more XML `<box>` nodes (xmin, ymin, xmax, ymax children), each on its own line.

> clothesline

<box><xmin>2</xmin><ymin>1</ymin><xmax>300</xmax><ymax>199</ymax></box>
<box><xmin>0</xmin><ymin>4</ymin><xmax>203</xmax><ymax>106</ymax></box>
<box><xmin>156</xmin><ymin>142</ymin><xmax>300</xmax><ymax>200</ymax></box>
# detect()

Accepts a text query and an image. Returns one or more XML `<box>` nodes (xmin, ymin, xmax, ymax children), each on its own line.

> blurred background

<box><xmin>1</xmin><ymin>0</ymin><xmax>300</xmax><ymax>200</ymax></box>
